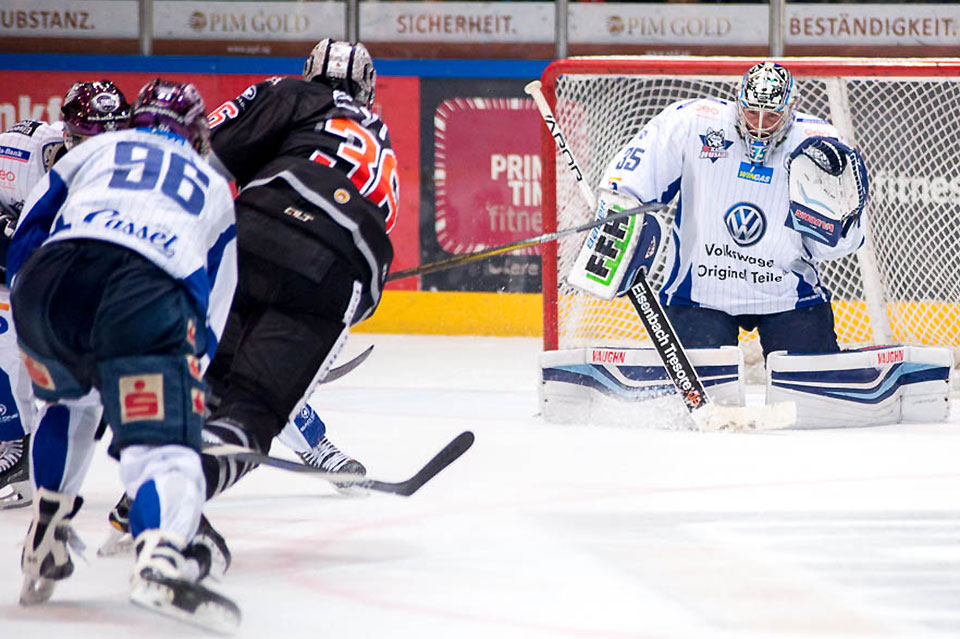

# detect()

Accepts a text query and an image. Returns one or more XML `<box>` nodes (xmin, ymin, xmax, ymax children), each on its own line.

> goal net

<box><xmin>540</xmin><ymin>57</ymin><xmax>960</xmax><ymax>376</ymax></box>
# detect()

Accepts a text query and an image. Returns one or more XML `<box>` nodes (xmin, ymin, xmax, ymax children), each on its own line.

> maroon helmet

<box><xmin>60</xmin><ymin>80</ymin><xmax>130</xmax><ymax>149</ymax></box>
<box><xmin>129</xmin><ymin>79</ymin><xmax>210</xmax><ymax>155</ymax></box>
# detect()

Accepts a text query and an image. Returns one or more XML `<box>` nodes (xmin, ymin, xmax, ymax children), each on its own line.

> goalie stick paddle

<box><xmin>526</xmin><ymin>77</ymin><xmax>795</xmax><ymax>432</ymax></box>
<box><xmin>205</xmin><ymin>431</ymin><xmax>475</xmax><ymax>496</ymax></box>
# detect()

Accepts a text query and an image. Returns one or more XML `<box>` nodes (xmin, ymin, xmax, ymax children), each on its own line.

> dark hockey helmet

<box><xmin>736</xmin><ymin>62</ymin><xmax>798</xmax><ymax>165</ymax></box>
<box><xmin>302</xmin><ymin>39</ymin><xmax>376</xmax><ymax>108</ymax></box>
<box><xmin>60</xmin><ymin>80</ymin><xmax>130</xmax><ymax>149</ymax></box>
<box><xmin>129</xmin><ymin>79</ymin><xmax>210</xmax><ymax>155</ymax></box>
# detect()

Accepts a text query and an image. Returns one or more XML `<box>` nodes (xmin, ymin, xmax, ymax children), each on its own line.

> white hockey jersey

<box><xmin>602</xmin><ymin>98</ymin><xmax>865</xmax><ymax>316</ymax></box>
<box><xmin>8</xmin><ymin>128</ymin><xmax>238</xmax><ymax>364</ymax></box>
<box><xmin>0</xmin><ymin>120</ymin><xmax>65</xmax><ymax>219</ymax></box>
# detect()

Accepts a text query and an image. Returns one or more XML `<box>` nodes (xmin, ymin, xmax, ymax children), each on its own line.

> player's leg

<box><xmin>206</xmin><ymin>301</ymin><xmax>365</xmax><ymax>489</ymax></box>
<box><xmin>100</xmin><ymin>300</ymin><xmax>244</xmax><ymax>559</ymax></box>
<box><xmin>0</xmin><ymin>287</ymin><xmax>36</xmax><ymax>509</ymax></box>
<box><xmin>275</xmin><ymin>402</ymin><xmax>366</xmax><ymax>495</ymax></box>
<box><xmin>664</xmin><ymin>304</ymin><xmax>741</xmax><ymax>349</ymax></box>
<box><xmin>205</xmin><ymin>251</ymin><xmax>366</xmax><ymax>497</ymax></box>
<box><xmin>755</xmin><ymin>301</ymin><xmax>841</xmax><ymax>359</ymax></box>
<box><xmin>278</xmin><ymin>402</ymin><xmax>365</xmax><ymax>475</ymax></box>
<box><xmin>9</xmin><ymin>243</ymin><xmax>104</xmax><ymax>603</ymax></box>
<box><xmin>767</xmin><ymin>346</ymin><xmax>952</xmax><ymax>428</ymax></box>
<box><xmin>91</xmin><ymin>250</ymin><xmax>237</xmax><ymax>628</ymax></box>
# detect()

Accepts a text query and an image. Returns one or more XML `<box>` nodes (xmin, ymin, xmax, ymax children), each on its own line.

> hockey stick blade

<box><xmin>205</xmin><ymin>431</ymin><xmax>475</xmax><ymax>497</ymax></box>
<box><xmin>323</xmin><ymin>345</ymin><xmax>374</xmax><ymax>384</ymax></box>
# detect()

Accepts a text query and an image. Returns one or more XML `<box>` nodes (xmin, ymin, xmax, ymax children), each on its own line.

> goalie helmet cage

<box><xmin>539</xmin><ymin>57</ymin><xmax>960</xmax><ymax>373</ymax></box>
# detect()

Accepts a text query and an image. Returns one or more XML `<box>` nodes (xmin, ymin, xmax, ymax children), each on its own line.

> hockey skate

<box><xmin>99</xmin><ymin>494</ymin><xmax>231</xmax><ymax>580</ymax></box>
<box><xmin>130</xmin><ymin>529</ymin><xmax>241</xmax><ymax>633</ymax></box>
<box><xmin>186</xmin><ymin>513</ymin><xmax>232</xmax><ymax>581</ymax></box>
<box><xmin>98</xmin><ymin>493</ymin><xmax>135</xmax><ymax>557</ymax></box>
<box><xmin>20</xmin><ymin>488</ymin><xmax>85</xmax><ymax>605</ymax></box>
<box><xmin>297</xmin><ymin>435</ymin><xmax>368</xmax><ymax>494</ymax></box>
<box><xmin>0</xmin><ymin>435</ymin><xmax>32</xmax><ymax>510</ymax></box>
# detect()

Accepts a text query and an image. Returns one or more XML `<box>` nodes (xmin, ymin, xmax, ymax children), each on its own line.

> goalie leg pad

<box><xmin>766</xmin><ymin>345</ymin><xmax>951</xmax><ymax>429</ymax></box>
<box><xmin>567</xmin><ymin>188</ymin><xmax>664</xmax><ymax>300</ymax></box>
<box><xmin>540</xmin><ymin>346</ymin><xmax>743</xmax><ymax>424</ymax></box>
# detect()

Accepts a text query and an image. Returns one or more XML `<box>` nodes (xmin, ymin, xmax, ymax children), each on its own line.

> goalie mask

<box><xmin>736</xmin><ymin>62</ymin><xmax>798</xmax><ymax>165</ymax></box>
<box><xmin>302</xmin><ymin>39</ymin><xmax>376</xmax><ymax>108</ymax></box>
<box><xmin>129</xmin><ymin>79</ymin><xmax>211</xmax><ymax>156</ymax></box>
<box><xmin>60</xmin><ymin>80</ymin><xmax>131</xmax><ymax>149</ymax></box>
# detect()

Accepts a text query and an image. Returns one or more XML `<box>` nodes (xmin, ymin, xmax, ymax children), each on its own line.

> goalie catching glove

<box><xmin>567</xmin><ymin>188</ymin><xmax>664</xmax><ymax>300</ymax></box>
<box><xmin>785</xmin><ymin>136</ymin><xmax>868</xmax><ymax>247</ymax></box>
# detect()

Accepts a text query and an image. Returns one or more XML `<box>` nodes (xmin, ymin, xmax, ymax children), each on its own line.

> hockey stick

<box><xmin>526</xmin><ymin>80</ymin><xmax>795</xmax><ymax>432</ymax></box>
<box><xmin>323</xmin><ymin>344</ymin><xmax>373</xmax><ymax>384</ymax></box>
<box><xmin>386</xmin><ymin>202</ymin><xmax>661</xmax><ymax>282</ymax></box>
<box><xmin>205</xmin><ymin>431</ymin><xmax>475</xmax><ymax>496</ymax></box>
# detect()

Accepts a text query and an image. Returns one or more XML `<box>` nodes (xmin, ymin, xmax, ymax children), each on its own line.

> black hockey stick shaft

<box><xmin>527</xmin><ymin>78</ymin><xmax>711</xmax><ymax>415</ymax></box>
<box><xmin>205</xmin><ymin>431</ymin><xmax>475</xmax><ymax>497</ymax></box>
<box><xmin>625</xmin><ymin>274</ymin><xmax>709</xmax><ymax>412</ymax></box>
<box><xmin>385</xmin><ymin>203</ymin><xmax>660</xmax><ymax>282</ymax></box>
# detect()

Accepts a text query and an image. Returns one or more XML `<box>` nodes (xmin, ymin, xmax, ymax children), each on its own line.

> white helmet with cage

<box><xmin>302</xmin><ymin>39</ymin><xmax>376</xmax><ymax>108</ymax></box>
<box><xmin>736</xmin><ymin>62</ymin><xmax>798</xmax><ymax>165</ymax></box>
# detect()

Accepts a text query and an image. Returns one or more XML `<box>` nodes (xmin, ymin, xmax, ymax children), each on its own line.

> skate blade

<box><xmin>97</xmin><ymin>528</ymin><xmax>135</xmax><ymax>557</ymax></box>
<box><xmin>130</xmin><ymin>574</ymin><xmax>241</xmax><ymax>635</ymax></box>
<box><xmin>20</xmin><ymin>575</ymin><xmax>56</xmax><ymax>606</ymax></box>
<box><xmin>0</xmin><ymin>484</ymin><xmax>32</xmax><ymax>510</ymax></box>
<box><xmin>332</xmin><ymin>481</ymin><xmax>371</xmax><ymax>498</ymax></box>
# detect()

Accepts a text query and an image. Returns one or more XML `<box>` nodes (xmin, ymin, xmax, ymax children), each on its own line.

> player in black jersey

<box><xmin>200</xmin><ymin>39</ymin><xmax>398</xmax><ymax>497</ymax></box>
<box><xmin>99</xmin><ymin>45</ymin><xmax>394</xmax><ymax>557</ymax></box>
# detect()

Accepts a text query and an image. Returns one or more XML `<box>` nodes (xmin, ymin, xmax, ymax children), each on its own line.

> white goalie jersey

<box><xmin>602</xmin><ymin>98</ymin><xmax>865</xmax><ymax>316</ymax></box>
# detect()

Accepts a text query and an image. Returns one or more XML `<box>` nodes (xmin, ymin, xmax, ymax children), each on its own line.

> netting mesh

<box><xmin>549</xmin><ymin>68</ymin><xmax>960</xmax><ymax>371</ymax></box>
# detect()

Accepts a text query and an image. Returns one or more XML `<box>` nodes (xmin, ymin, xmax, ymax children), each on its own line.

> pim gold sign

<box><xmin>186</xmin><ymin>11</ymin><xmax>310</xmax><ymax>34</ymax></box>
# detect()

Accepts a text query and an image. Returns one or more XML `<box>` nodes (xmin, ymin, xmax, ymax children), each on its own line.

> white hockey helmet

<box><xmin>302</xmin><ymin>39</ymin><xmax>376</xmax><ymax>108</ymax></box>
<box><xmin>736</xmin><ymin>62</ymin><xmax>798</xmax><ymax>165</ymax></box>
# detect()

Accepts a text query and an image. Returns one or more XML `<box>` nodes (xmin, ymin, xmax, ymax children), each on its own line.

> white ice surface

<box><xmin>2</xmin><ymin>334</ymin><xmax>959</xmax><ymax>639</ymax></box>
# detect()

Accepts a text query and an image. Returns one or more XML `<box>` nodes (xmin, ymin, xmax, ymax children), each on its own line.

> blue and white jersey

<box><xmin>8</xmin><ymin>127</ymin><xmax>237</xmax><ymax>366</ymax></box>
<box><xmin>602</xmin><ymin>98</ymin><xmax>865</xmax><ymax>316</ymax></box>
<box><xmin>0</xmin><ymin>120</ymin><xmax>64</xmax><ymax>220</ymax></box>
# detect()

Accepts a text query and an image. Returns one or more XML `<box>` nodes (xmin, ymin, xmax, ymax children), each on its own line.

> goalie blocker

<box><xmin>567</xmin><ymin>188</ymin><xmax>664</xmax><ymax>300</ymax></box>
<box><xmin>767</xmin><ymin>345</ymin><xmax>951</xmax><ymax>428</ymax></box>
<box><xmin>540</xmin><ymin>346</ymin><xmax>743</xmax><ymax>425</ymax></box>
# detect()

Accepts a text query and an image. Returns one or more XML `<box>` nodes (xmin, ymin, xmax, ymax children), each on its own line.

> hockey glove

<box><xmin>567</xmin><ymin>188</ymin><xmax>664</xmax><ymax>300</ymax></box>
<box><xmin>785</xmin><ymin>136</ymin><xmax>868</xmax><ymax>247</ymax></box>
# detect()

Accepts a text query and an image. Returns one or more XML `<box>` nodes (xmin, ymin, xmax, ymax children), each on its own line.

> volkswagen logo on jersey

<box><xmin>724</xmin><ymin>202</ymin><xmax>766</xmax><ymax>247</ymax></box>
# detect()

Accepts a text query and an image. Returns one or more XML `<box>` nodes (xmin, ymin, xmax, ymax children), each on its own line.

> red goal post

<box><xmin>539</xmin><ymin>56</ymin><xmax>960</xmax><ymax>371</ymax></box>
